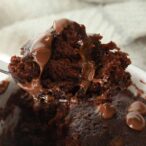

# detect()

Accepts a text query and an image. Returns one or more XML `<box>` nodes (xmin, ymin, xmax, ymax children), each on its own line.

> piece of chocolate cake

<box><xmin>1</xmin><ymin>19</ymin><xmax>145</xmax><ymax>146</ymax></box>
<box><xmin>9</xmin><ymin>18</ymin><xmax>131</xmax><ymax>102</ymax></box>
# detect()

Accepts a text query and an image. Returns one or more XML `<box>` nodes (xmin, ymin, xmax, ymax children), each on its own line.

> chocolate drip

<box><xmin>31</xmin><ymin>35</ymin><xmax>52</xmax><ymax>72</ymax></box>
<box><xmin>77</xmin><ymin>39</ymin><xmax>96</xmax><ymax>97</ymax></box>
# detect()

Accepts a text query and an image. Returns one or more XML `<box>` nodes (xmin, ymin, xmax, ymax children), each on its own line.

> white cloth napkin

<box><xmin>0</xmin><ymin>7</ymin><xmax>121</xmax><ymax>55</ymax></box>
<box><xmin>0</xmin><ymin>0</ymin><xmax>146</xmax><ymax>71</ymax></box>
<box><xmin>103</xmin><ymin>1</ymin><xmax>146</xmax><ymax>44</ymax></box>
<box><xmin>80</xmin><ymin>0</ymin><xmax>126</xmax><ymax>4</ymax></box>
<box><xmin>0</xmin><ymin>0</ymin><xmax>87</xmax><ymax>29</ymax></box>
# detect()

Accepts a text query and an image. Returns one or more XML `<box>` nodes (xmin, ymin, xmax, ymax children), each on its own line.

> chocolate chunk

<box><xmin>97</xmin><ymin>103</ymin><xmax>116</xmax><ymax>119</ymax></box>
<box><xmin>0</xmin><ymin>80</ymin><xmax>9</xmax><ymax>94</ymax></box>
<box><xmin>128</xmin><ymin>101</ymin><xmax>146</xmax><ymax>115</ymax></box>
<box><xmin>126</xmin><ymin>112</ymin><xmax>145</xmax><ymax>131</ymax></box>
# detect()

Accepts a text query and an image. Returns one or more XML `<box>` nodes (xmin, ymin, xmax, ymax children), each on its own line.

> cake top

<box><xmin>8</xmin><ymin>18</ymin><xmax>131</xmax><ymax>103</ymax></box>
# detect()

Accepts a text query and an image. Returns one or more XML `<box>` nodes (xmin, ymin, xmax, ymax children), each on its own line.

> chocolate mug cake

<box><xmin>0</xmin><ymin>19</ymin><xmax>146</xmax><ymax>146</ymax></box>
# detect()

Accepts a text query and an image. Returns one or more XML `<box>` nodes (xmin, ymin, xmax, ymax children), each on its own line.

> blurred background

<box><xmin>0</xmin><ymin>0</ymin><xmax>146</xmax><ymax>71</ymax></box>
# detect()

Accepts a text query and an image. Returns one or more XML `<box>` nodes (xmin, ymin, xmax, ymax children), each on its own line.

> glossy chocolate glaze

<box><xmin>0</xmin><ymin>80</ymin><xmax>9</xmax><ymax>95</ymax></box>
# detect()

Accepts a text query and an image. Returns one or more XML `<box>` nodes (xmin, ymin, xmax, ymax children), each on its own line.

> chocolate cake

<box><xmin>0</xmin><ymin>18</ymin><xmax>145</xmax><ymax>146</ymax></box>
<box><xmin>9</xmin><ymin>18</ymin><xmax>131</xmax><ymax>101</ymax></box>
